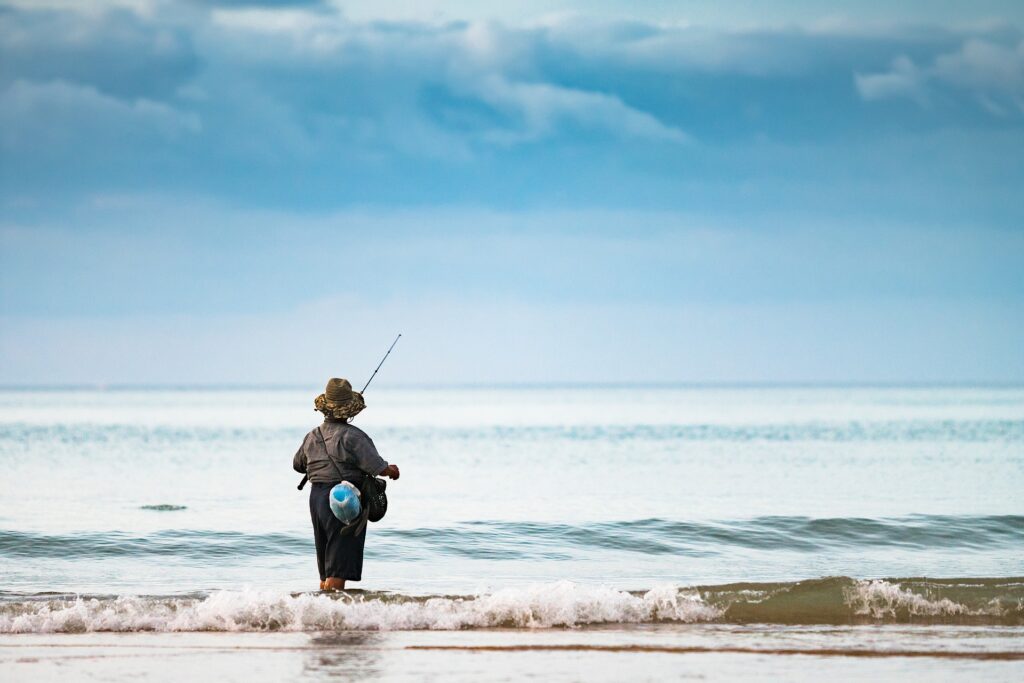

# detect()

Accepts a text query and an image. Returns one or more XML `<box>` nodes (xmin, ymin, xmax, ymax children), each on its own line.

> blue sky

<box><xmin>1</xmin><ymin>0</ymin><xmax>1022</xmax><ymax>385</ymax></box>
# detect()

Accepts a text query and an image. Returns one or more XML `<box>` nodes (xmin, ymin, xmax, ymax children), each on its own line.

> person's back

<box><xmin>293</xmin><ymin>378</ymin><xmax>400</xmax><ymax>591</ymax></box>
<box><xmin>294</xmin><ymin>420</ymin><xmax>388</xmax><ymax>485</ymax></box>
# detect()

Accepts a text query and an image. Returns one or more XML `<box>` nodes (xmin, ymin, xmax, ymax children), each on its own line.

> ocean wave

<box><xmin>3</xmin><ymin>516</ymin><xmax>1021</xmax><ymax>560</ymax></box>
<box><xmin>704</xmin><ymin>576</ymin><xmax>1024</xmax><ymax>624</ymax></box>
<box><xmin>1</xmin><ymin>578</ymin><xmax>1021</xmax><ymax>633</ymax></box>
<box><xmin>0</xmin><ymin>529</ymin><xmax>311</xmax><ymax>559</ymax></box>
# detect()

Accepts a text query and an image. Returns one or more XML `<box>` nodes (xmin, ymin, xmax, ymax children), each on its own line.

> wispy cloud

<box><xmin>466</xmin><ymin>76</ymin><xmax>689</xmax><ymax>145</ymax></box>
<box><xmin>855</xmin><ymin>38</ymin><xmax>1024</xmax><ymax>114</ymax></box>
<box><xmin>855</xmin><ymin>56</ymin><xmax>928</xmax><ymax>104</ymax></box>
<box><xmin>0</xmin><ymin>79</ymin><xmax>201</xmax><ymax>144</ymax></box>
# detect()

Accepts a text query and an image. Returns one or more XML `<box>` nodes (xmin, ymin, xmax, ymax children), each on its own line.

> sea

<box><xmin>1</xmin><ymin>386</ymin><xmax>1022</xmax><ymax>681</ymax></box>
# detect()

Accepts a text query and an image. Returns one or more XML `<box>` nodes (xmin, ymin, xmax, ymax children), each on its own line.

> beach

<box><xmin>1</xmin><ymin>386</ymin><xmax>1022</xmax><ymax>679</ymax></box>
<box><xmin>5</xmin><ymin>627</ymin><xmax>1024</xmax><ymax>682</ymax></box>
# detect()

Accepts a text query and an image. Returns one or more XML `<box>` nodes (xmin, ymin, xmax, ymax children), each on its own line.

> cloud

<box><xmin>0</xmin><ymin>2</ymin><xmax>1021</xmax><ymax>216</ymax></box>
<box><xmin>0</xmin><ymin>6</ymin><xmax>199</xmax><ymax>100</ymax></box>
<box><xmin>0</xmin><ymin>79</ymin><xmax>201</xmax><ymax>149</ymax></box>
<box><xmin>466</xmin><ymin>76</ymin><xmax>689</xmax><ymax>145</ymax></box>
<box><xmin>855</xmin><ymin>38</ymin><xmax>1024</xmax><ymax>114</ymax></box>
<box><xmin>2</xmin><ymin>3</ymin><xmax>1023</xmax><ymax>384</ymax></box>
<box><xmin>0</xmin><ymin>0</ymin><xmax>161</xmax><ymax>16</ymax></box>
<box><xmin>854</xmin><ymin>56</ymin><xmax>927</xmax><ymax>103</ymax></box>
<box><xmin>935</xmin><ymin>39</ymin><xmax>1024</xmax><ymax>93</ymax></box>
<box><xmin>209</xmin><ymin>5</ymin><xmax>336</xmax><ymax>39</ymax></box>
<box><xmin>206</xmin><ymin>0</ymin><xmax>323</xmax><ymax>6</ymax></box>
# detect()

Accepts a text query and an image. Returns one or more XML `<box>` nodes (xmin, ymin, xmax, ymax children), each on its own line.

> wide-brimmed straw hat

<box><xmin>314</xmin><ymin>378</ymin><xmax>366</xmax><ymax>420</ymax></box>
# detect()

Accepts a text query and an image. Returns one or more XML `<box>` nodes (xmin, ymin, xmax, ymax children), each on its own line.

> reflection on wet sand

<box><xmin>302</xmin><ymin>632</ymin><xmax>384</xmax><ymax>679</ymax></box>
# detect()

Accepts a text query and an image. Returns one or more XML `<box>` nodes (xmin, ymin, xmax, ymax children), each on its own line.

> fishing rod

<box><xmin>360</xmin><ymin>333</ymin><xmax>401</xmax><ymax>393</ymax></box>
<box><xmin>297</xmin><ymin>333</ymin><xmax>402</xmax><ymax>490</ymax></box>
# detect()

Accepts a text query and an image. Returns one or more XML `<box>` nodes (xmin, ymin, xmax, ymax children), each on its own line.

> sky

<box><xmin>1</xmin><ymin>0</ymin><xmax>1022</xmax><ymax>386</ymax></box>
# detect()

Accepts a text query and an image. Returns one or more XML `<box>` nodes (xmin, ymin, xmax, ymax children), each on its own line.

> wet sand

<box><xmin>3</xmin><ymin>625</ymin><xmax>1023</xmax><ymax>682</ymax></box>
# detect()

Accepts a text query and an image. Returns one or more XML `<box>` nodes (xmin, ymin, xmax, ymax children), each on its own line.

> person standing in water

<box><xmin>293</xmin><ymin>378</ymin><xmax>400</xmax><ymax>591</ymax></box>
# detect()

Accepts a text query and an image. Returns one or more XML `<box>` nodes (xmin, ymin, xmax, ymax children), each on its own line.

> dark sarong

<box><xmin>309</xmin><ymin>481</ymin><xmax>367</xmax><ymax>581</ymax></box>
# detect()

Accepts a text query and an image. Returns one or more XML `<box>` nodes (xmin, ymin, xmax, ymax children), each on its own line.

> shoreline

<box><xmin>4</xmin><ymin>626</ymin><xmax>1023</xmax><ymax>682</ymax></box>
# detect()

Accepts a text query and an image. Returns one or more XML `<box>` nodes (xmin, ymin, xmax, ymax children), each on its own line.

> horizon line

<box><xmin>1</xmin><ymin>381</ymin><xmax>1023</xmax><ymax>391</ymax></box>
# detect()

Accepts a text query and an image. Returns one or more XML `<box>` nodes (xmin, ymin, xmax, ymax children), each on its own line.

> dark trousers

<box><xmin>309</xmin><ymin>481</ymin><xmax>367</xmax><ymax>582</ymax></box>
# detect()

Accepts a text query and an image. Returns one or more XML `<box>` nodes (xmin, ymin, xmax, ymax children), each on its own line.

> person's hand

<box><xmin>383</xmin><ymin>464</ymin><xmax>400</xmax><ymax>480</ymax></box>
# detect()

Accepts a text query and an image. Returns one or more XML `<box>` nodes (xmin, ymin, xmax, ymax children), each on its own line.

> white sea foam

<box><xmin>845</xmin><ymin>580</ymin><xmax>977</xmax><ymax>619</ymax></box>
<box><xmin>0</xmin><ymin>582</ymin><xmax>720</xmax><ymax>634</ymax></box>
<box><xmin>4</xmin><ymin>579</ymin><xmax>1013</xmax><ymax>633</ymax></box>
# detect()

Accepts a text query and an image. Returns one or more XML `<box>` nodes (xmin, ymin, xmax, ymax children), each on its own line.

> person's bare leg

<box><xmin>323</xmin><ymin>577</ymin><xmax>345</xmax><ymax>591</ymax></box>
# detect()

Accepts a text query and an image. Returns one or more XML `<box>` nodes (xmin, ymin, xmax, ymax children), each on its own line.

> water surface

<box><xmin>1</xmin><ymin>387</ymin><xmax>1021</xmax><ymax>637</ymax></box>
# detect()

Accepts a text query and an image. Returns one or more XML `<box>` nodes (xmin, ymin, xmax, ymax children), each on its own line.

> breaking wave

<box><xmin>2</xmin><ymin>577</ymin><xmax>1021</xmax><ymax>633</ymax></box>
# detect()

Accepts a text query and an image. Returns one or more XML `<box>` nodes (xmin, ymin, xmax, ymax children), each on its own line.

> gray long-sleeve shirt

<box><xmin>293</xmin><ymin>420</ymin><xmax>388</xmax><ymax>483</ymax></box>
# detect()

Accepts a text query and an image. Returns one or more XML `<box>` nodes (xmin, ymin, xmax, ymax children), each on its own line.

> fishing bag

<box><xmin>340</xmin><ymin>474</ymin><xmax>387</xmax><ymax>536</ymax></box>
<box><xmin>360</xmin><ymin>475</ymin><xmax>388</xmax><ymax>523</ymax></box>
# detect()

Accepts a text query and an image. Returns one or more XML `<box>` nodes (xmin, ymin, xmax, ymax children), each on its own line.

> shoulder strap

<box><xmin>316</xmin><ymin>426</ymin><xmax>348</xmax><ymax>482</ymax></box>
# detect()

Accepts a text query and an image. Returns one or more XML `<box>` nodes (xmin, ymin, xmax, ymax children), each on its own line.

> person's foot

<box><xmin>322</xmin><ymin>577</ymin><xmax>345</xmax><ymax>591</ymax></box>
<box><xmin>319</xmin><ymin>580</ymin><xmax>326</xmax><ymax>590</ymax></box>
